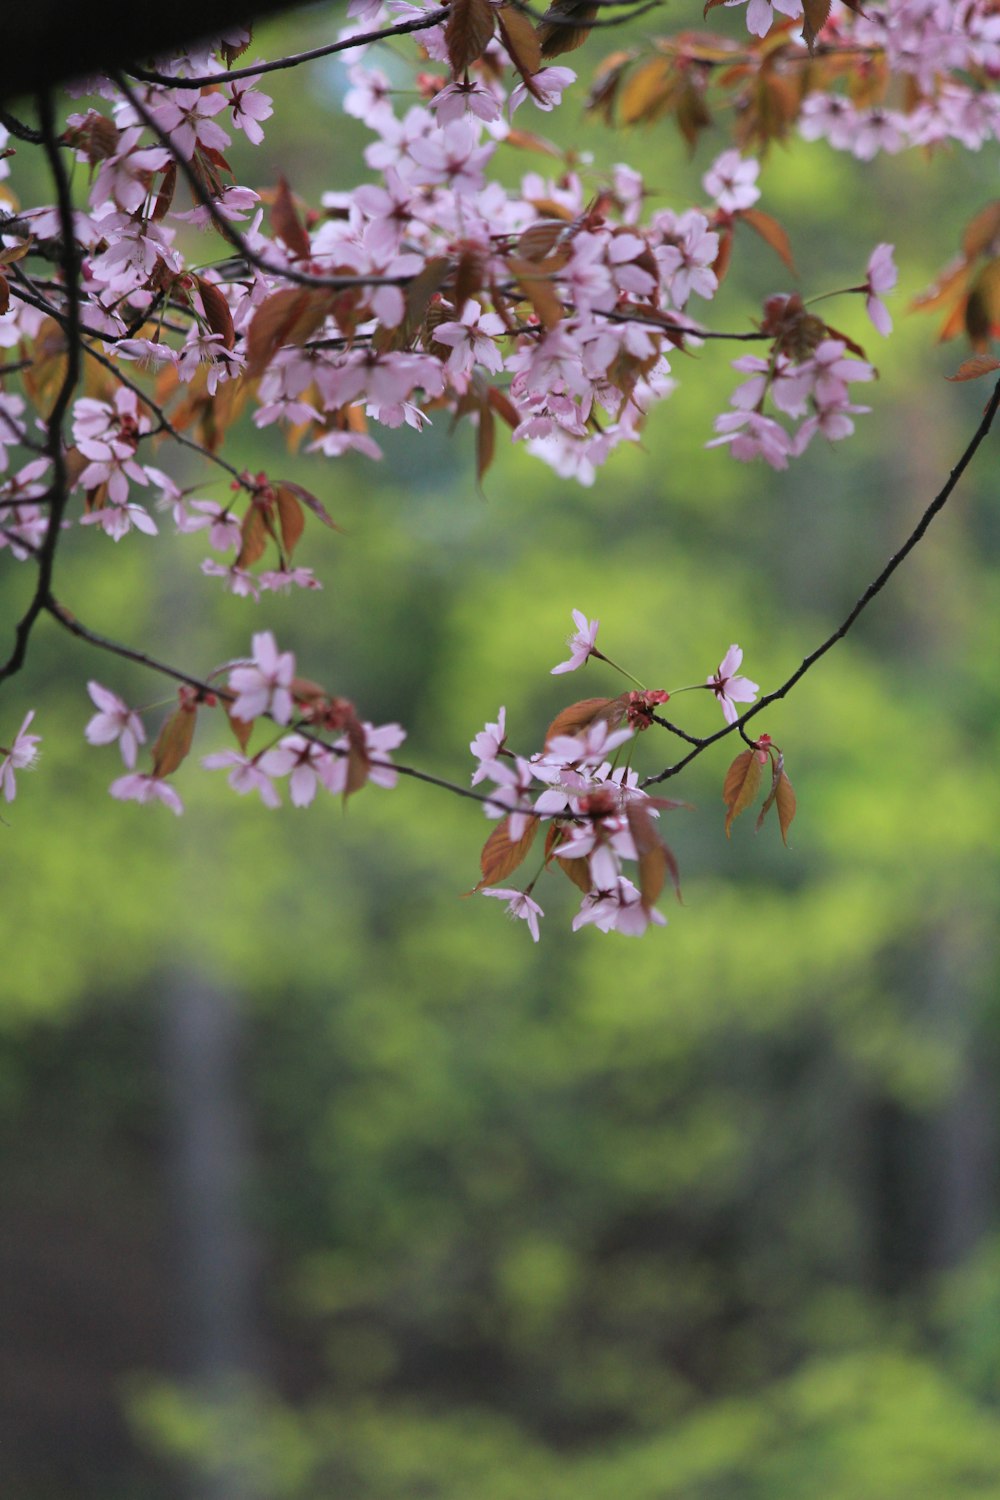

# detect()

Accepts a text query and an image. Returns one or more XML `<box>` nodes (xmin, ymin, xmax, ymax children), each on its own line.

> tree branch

<box><xmin>643</xmin><ymin>376</ymin><xmax>1000</xmax><ymax>785</ymax></box>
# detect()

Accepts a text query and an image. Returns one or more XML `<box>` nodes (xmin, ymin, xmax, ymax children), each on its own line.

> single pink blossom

<box><xmin>470</xmin><ymin>707</ymin><xmax>507</xmax><ymax>785</ymax></box>
<box><xmin>228</xmin><ymin>631</ymin><xmax>296</xmax><ymax>724</ymax></box>
<box><xmin>708</xmin><ymin>644</ymin><xmax>759</xmax><ymax>725</ymax></box>
<box><xmin>202</xmin><ymin>749</ymin><xmax>283</xmax><ymax>807</ymax></box>
<box><xmin>481</xmin><ymin>886</ymin><xmax>544</xmax><ymax>941</ymax></box>
<box><xmin>85</xmin><ymin>681</ymin><xmax>146</xmax><ymax>768</ymax></box>
<box><xmin>864</xmin><ymin>243</ymin><xmax>897</xmax><ymax>336</ymax></box>
<box><xmin>110</xmin><ymin>772</ymin><xmax>184</xmax><ymax>815</ymax></box>
<box><xmin>551</xmin><ymin>609</ymin><xmax>600</xmax><ymax>674</ymax></box>
<box><xmin>0</xmin><ymin>710</ymin><xmax>41</xmax><ymax>801</ymax></box>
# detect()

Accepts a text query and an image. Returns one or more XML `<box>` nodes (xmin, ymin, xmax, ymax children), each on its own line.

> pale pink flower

<box><xmin>228</xmin><ymin>631</ymin><xmax>296</xmax><ymax>724</ymax></box>
<box><xmin>703</xmin><ymin>150</ymin><xmax>760</xmax><ymax>213</ymax></box>
<box><xmin>202</xmin><ymin>749</ymin><xmax>282</xmax><ymax>807</ymax></box>
<box><xmin>259</xmin><ymin>735</ymin><xmax>345</xmax><ymax>805</ymax></box>
<box><xmin>481</xmin><ymin>886</ymin><xmax>544</xmax><ymax>941</ymax></box>
<box><xmin>708</xmin><ymin>645</ymin><xmax>759</xmax><ymax>725</ymax></box>
<box><xmin>226</xmin><ymin>78</ymin><xmax>273</xmax><ymax>145</ymax></box>
<box><xmin>545</xmin><ymin>719</ymin><xmax>633</xmax><ymax>767</ymax></box>
<box><xmin>551</xmin><ymin>608</ymin><xmax>600</xmax><ymax>674</ymax></box>
<box><xmin>470</xmin><ymin>707</ymin><xmax>507</xmax><ymax>785</ymax></box>
<box><xmin>572</xmin><ymin>876</ymin><xmax>667</xmax><ymax>936</ymax></box>
<box><xmin>864</xmin><ymin>243</ymin><xmax>897</xmax><ymax>336</ymax></box>
<box><xmin>85</xmin><ymin>681</ymin><xmax>146</xmax><ymax>768</ymax></box>
<box><xmin>509</xmin><ymin>67</ymin><xmax>575</xmax><ymax>116</ymax></box>
<box><xmin>434</xmin><ymin>299</ymin><xmax>506</xmax><ymax>378</ymax></box>
<box><xmin>0</xmin><ymin>710</ymin><xmax>40</xmax><ymax>801</ymax></box>
<box><xmin>110</xmin><ymin>772</ymin><xmax>184</xmax><ymax>815</ymax></box>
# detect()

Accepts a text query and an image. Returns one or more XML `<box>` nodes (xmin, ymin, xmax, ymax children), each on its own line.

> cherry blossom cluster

<box><xmin>84</xmin><ymin>631</ymin><xmax>405</xmax><ymax>816</ymax></box>
<box><xmin>467</xmin><ymin>611</ymin><xmax>762</xmax><ymax>940</ymax></box>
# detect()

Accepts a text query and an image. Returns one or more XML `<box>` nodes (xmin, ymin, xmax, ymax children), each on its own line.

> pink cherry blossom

<box><xmin>259</xmin><ymin>735</ymin><xmax>346</xmax><ymax>805</ymax></box>
<box><xmin>708</xmin><ymin>645</ymin><xmax>759</xmax><ymax>725</ymax></box>
<box><xmin>864</xmin><ymin>243</ymin><xmax>898</xmax><ymax>336</ymax></box>
<box><xmin>551</xmin><ymin>609</ymin><xmax>600</xmax><ymax>674</ymax></box>
<box><xmin>110</xmin><ymin>772</ymin><xmax>184</xmax><ymax>815</ymax></box>
<box><xmin>0</xmin><ymin>710</ymin><xmax>41</xmax><ymax>801</ymax></box>
<box><xmin>470</xmin><ymin>707</ymin><xmax>507</xmax><ymax>785</ymax></box>
<box><xmin>85</xmin><ymin>681</ymin><xmax>146</xmax><ymax>768</ymax></box>
<box><xmin>201</xmin><ymin>749</ymin><xmax>282</xmax><ymax>807</ymax></box>
<box><xmin>481</xmin><ymin>886</ymin><xmax>544</xmax><ymax>941</ymax></box>
<box><xmin>228</xmin><ymin>631</ymin><xmax>296</xmax><ymax>724</ymax></box>
<box><xmin>703</xmin><ymin>150</ymin><xmax>760</xmax><ymax>213</ymax></box>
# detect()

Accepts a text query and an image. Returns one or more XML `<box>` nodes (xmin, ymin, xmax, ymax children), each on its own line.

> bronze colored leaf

<box><xmin>497</xmin><ymin>3</ymin><xmax>542</xmax><ymax>78</ymax></box>
<box><xmin>151</xmin><ymin>705</ymin><xmax>197</xmax><ymax>778</ymax></box>
<box><xmin>487</xmin><ymin>385</ymin><xmax>521</xmax><ymax>428</ymax></box>
<box><xmin>965</xmin><ymin>259</ymin><xmax>1000</xmax><ymax>350</ymax></box>
<box><xmin>516</xmin><ymin>221</ymin><xmax>567</xmax><ymax>262</ymax></box>
<box><xmin>741</xmin><ymin>208</ymin><xmax>797</xmax><ymax>275</ymax></box>
<box><xmin>506</xmin><ymin>254</ymin><xmax>563</xmax><ymax>327</ymax></box>
<box><xmin>226</xmin><ymin>709</ymin><xmax>254</xmax><ymax>752</ymax></box>
<box><xmin>800</xmin><ymin>0</ymin><xmax>832</xmax><ymax>51</ymax></box>
<box><xmin>946</xmin><ymin>355</ymin><xmax>1000</xmax><ymax>381</ymax></box>
<box><xmin>618</xmin><ymin>56</ymin><xmax>674</xmax><ymax>126</ymax></box>
<box><xmin>236</xmin><ymin>504</ymin><xmax>269</xmax><ymax>569</ymax></box>
<box><xmin>278</xmin><ymin>480</ymin><xmax>344</xmax><ymax>532</ymax></box>
<box><xmin>151</xmin><ymin>161</ymin><xmax>177</xmax><ymax>221</ymax></box>
<box><xmin>245</xmin><ymin>288</ymin><xmax>331</xmax><ymax>378</ymax></box>
<box><xmin>275</xmin><ymin>486</ymin><xmax>305</xmax><ymax>556</ymax></box>
<box><xmin>537</xmin><ymin>0</ymin><xmax>598</xmax><ymax>58</ymax></box>
<box><xmin>775</xmin><ymin>770</ymin><xmax>796</xmax><ymax>845</ymax></box>
<box><xmin>723</xmin><ymin>747</ymin><xmax>763</xmax><ymax>837</ymax></box>
<box><xmin>545</xmin><ymin>697</ymin><xmax>621</xmax><ymax>746</ymax></box>
<box><xmin>195</xmin><ymin>276</ymin><xmax>236</xmax><ymax>350</ymax></box>
<box><xmin>476</xmin><ymin>814</ymin><xmax>540</xmax><ymax>889</ymax></box>
<box><xmin>962</xmin><ymin>201</ymin><xmax>1000</xmax><ymax>260</ymax></box>
<box><xmin>271</xmin><ymin>175</ymin><xmax>312</xmax><ymax>262</ymax></box>
<box><xmin>476</xmin><ymin>403</ymin><xmax>495</xmax><ymax>486</ymax></box>
<box><xmin>0</xmin><ymin>272</ymin><xmax>8</xmax><ymax>318</ymax></box>
<box><xmin>446</xmin><ymin>0</ymin><xmax>497</xmax><ymax>74</ymax></box>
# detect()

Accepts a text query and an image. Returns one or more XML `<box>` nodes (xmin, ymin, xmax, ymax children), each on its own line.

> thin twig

<box><xmin>126</xmin><ymin>8</ymin><xmax>451</xmax><ymax>88</ymax></box>
<box><xmin>643</xmin><ymin>376</ymin><xmax>1000</xmax><ymax>785</ymax></box>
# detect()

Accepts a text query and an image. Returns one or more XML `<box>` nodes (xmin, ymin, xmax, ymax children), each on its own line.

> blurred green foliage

<box><xmin>4</xmin><ymin>6</ymin><xmax>1000</xmax><ymax>1497</ymax></box>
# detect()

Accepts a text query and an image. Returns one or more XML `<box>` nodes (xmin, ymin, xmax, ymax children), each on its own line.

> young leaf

<box><xmin>801</xmin><ymin>0</ymin><xmax>832</xmax><ymax>51</ymax></box>
<box><xmin>151</xmin><ymin>704</ymin><xmax>197</xmax><ymax>778</ymax></box>
<box><xmin>271</xmin><ymin>175</ymin><xmax>312</xmax><ymax>261</ymax></box>
<box><xmin>723</xmin><ymin>747</ymin><xmax>763</xmax><ymax>837</ymax></box>
<box><xmin>537</xmin><ymin>0</ymin><xmax>599</xmax><ymax>58</ymax></box>
<box><xmin>446</xmin><ymin>0</ymin><xmax>497</xmax><ymax>74</ymax></box>
<box><xmin>246</xmin><ymin>288</ymin><xmax>331</xmax><ymax>378</ymax></box>
<box><xmin>775</xmin><ymin>770</ymin><xmax>796</xmax><ymax>845</ymax></box>
<box><xmin>946</xmin><ymin>355</ymin><xmax>1000</xmax><ymax>381</ymax></box>
<box><xmin>545</xmin><ymin>697</ymin><xmax>623</xmax><ymax>746</ymax></box>
<box><xmin>476</xmin><ymin>814</ymin><xmax>540</xmax><ymax>889</ymax></box>
<box><xmin>740</xmin><ymin>209</ymin><xmax>797</xmax><ymax>275</ymax></box>
<box><xmin>195</xmin><ymin>276</ymin><xmax>235</xmax><ymax>351</ymax></box>
<box><xmin>275</xmin><ymin>485</ymin><xmax>305</xmax><ymax>556</ymax></box>
<box><xmin>276</xmin><ymin>480</ymin><xmax>344</xmax><ymax>533</ymax></box>
<box><xmin>476</xmin><ymin>402</ymin><xmax>496</xmax><ymax>487</ymax></box>
<box><xmin>236</xmin><ymin>503</ymin><xmax>269</xmax><ymax>569</ymax></box>
<box><xmin>545</xmin><ymin>823</ymin><xmax>591</xmax><ymax>893</ymax></box>
<box><xmin>497</xmin><ymin>4</ymin><xmax>543</xmax><ymax>79</ymax></box>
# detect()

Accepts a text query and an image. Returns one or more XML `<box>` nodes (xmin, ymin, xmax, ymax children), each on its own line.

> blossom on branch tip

<box><xmin>85</xmin><ymin>681</ymin><xmax>146</xmax><ymax>769</ymax></box>
<box><xmin>551</xmin><ymin>609</ymin><xmax>600</xmax><ymax>675</ymax></box>
<box><xmin>708</xmin><ymin>645</ymin><xmax>759</xmax><ymax>725</ymax></box>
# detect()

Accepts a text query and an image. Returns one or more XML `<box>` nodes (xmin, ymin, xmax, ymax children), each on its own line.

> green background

<box><xmin>3</xmin><ymin>7</ymin><xmax>1000</xmax><ymax>1496</ymax></box>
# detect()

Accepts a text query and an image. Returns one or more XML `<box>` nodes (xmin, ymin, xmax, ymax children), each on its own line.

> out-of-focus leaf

<box><xmin>446</xmin><ymin>0</ymin><xmax>497</xmax><ymax>73</ymax></box>
<box><xmin>723</xmin><ymin>747</ymin><xmax>763</xmax><ymax>837</ymax></box>
<box><xmin>476</xmin><ymin>815</ymin><xmax>540</xmax><ymax>889</ymax></box>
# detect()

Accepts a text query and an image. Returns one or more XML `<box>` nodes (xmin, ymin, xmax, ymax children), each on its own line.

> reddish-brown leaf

<box><xmin>151</xmin><ymin>705</ymin><xmax>197</xmax><ymax>778</ymax></box>
<box><xmin>476</xmin><ymin>403</ymin><xmax>495</xmax><ymax>487</ymax></box>
<box><xmin>507</xmin><ymin>254</ymin><xmax>563</xmax><ymax>327</ymax></box>
<box><xmin>516</xmin><ymin>220</ymin><xmax>567</xmax><ymax>262</ymax></box>
<box><xmin>275</xmin><ymin>486</ymin><xmax>305</xmax><ymax>556</ymax></box>
<box><xmin>476</xmin><ymin>814</ymin><xmax>540</xmax><ymax>889</ymax></box>
<box><xmin>741</xmin><ymin>208</ymin><xmax>797</xmax><ymax>275</ymax></box>
<box><xmin>220</xmin><ymin>27</ymin><xmax>253</xmax><ymax>65</ymax></box>
<box><xmin>537</xmin><ymin>0</ymin><xmax>598</xmax><ymax>58</ymax></box>
<box><xmin>545</xmin><ymin>822</ymin><xmax>592</xmax><ymax>893</ymax></box>
<box><xmin>775</xmin><ymin>770</ymin><xmax>796</xmax><ymax>845</ymax></box>
<box><xmin>151</xmin><ymin>161</ymin><xmax>177</xmax><ymax>221</ymax></box>
<box><xmin>723</xmin><ymin>747</ymin><xmax>763</xmax><ymax>837</ymax></box>
<box><xmin>277</xmin><ymin>479</ymin><xmax>344</xmax><ymax>532</ymax></box>
<box><xmin>962</xmin><ymin>202</ymin><xmax>1000</xmax><ymax>260</ymax></box>
<box><xmin>486</xmin><ymin>385</ymin><xmax>521</xmax><ymax>429</ymax></box>
<box><xmin>497</xmin><ymin>3</ymin><xmax>543</xmax><ymax>79</ymax></box>
<box><xmin>271</xmin><ymin>175</ymin><xmax>312</xmax><ymax>261</ymax></box>
<box><xmin>226</xmin><ymin>709</ymin><xmax>254</xmax><ymax>753</ymax></box>
<box><xmin>195</xmin><ymin>276</ymin><xmax>235</xmax><ymax>350</ymax></box>
<box><xmin>946</xmin><ymin>354</ymin><xmax>1000</xmax><ymax>381</ymax></box>
<box><xmin>965</xmin><ymin>259</ymin><xmax>1000</xmax><ymax>350</ymax></box>
<box><xmin>545</xmin><ymin>697</ymin><xmax>622</xmax><ymax>747</ymax></box>
<box><xmin>800</xmin><ymin>0</ymin><xmax>832</xmax><ymax>50</ymax></box>
<box><xmin>245</xmin><ymin>288</ymin><xmax>331</xmax><ymax>377</ymax></box>
<box><xmin>618</xmin><ymin>56</ymin><xmax>675</xmax><ymax>126</ymax></box>
<box><xmin>236</xmin><ymin>504</ymin><xmax>269</xmax><ymax>569</ymax></box>
<box><xmin>0</xmin><ymin>272</ymin><xmax>8</xmax><ymax>318</ymax></box>
<box><xmin>446</xmin><ymin>0</ymin><xmax>497</xmax><ymax>73</ymax></box>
